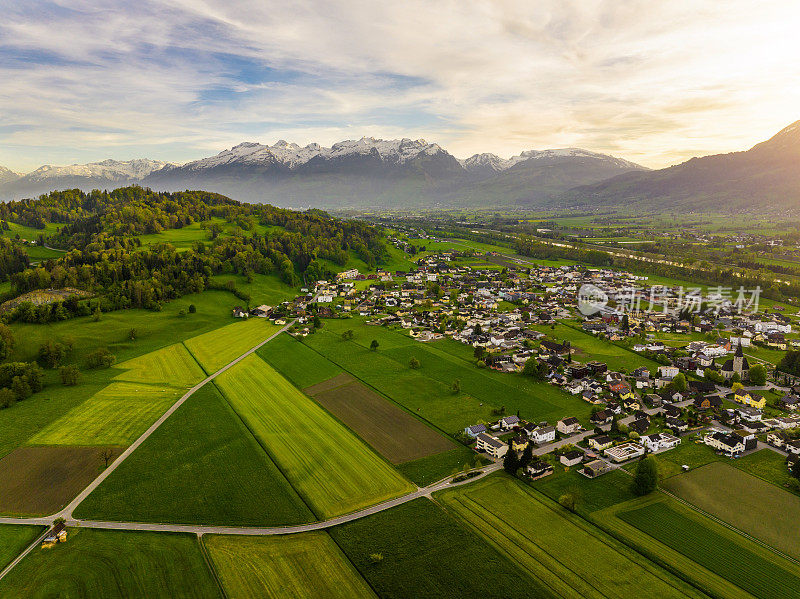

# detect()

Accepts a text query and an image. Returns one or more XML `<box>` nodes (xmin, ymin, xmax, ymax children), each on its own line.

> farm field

<box><xmin>395</xmin><ymin>446</ymin><xmax>483</xmax><ymax>486</ymax></box>
<box><xmin>205</xmin><ymin>532</ymin><xmax>375</xmax><ymax>599</ymax></box>
<box><xmin>633</xmin><ymin>440</ymin><xmax>724</xmax><ymax>480</ymax></box>
<box><xmin>185</xmin><ymin>318</ymin><xmax>281</xmax><ymax>373</ymax></box>
<box><xmin>532</xmin><ymin>466</ymin><xmax>638</xmax><ymax>515</ymax></box>
<box><xmin>0</xmin><ymin>525</ymin><xmax>45</xmax><ymax>571</ymax></box>
<box><xmin>303</xmin><ymin>319</ymin><xmax>591</xmax><ymax>431</ymax></box>
<box><xmin>0</xmin><ymin>528</ymin><xmax>220</xmax><ymax>598</ymax></box>
<box><xmin>662</xmin><ymin>461</ymin><xmax>800</xmax><ymax>560</ymax></box>
<box><xmin>614</xmin><ymin>498</ymin><xmax>800</xmax><ymax>599</ymax></box>
<box><xmin>74</xmin><ymin>385</ymin><xmax>314</xmax><ymax>526</ymax></box>
<box><xmin>215</xmin><ymin>355</ymin><xmax>414</xmax><ymax>519</ymax></box>
<box><xmin>257</xmin><ymin>333</ymin><xmax>342</xmax><ymax>389</ymax></box>
<box><xmin>732</xmin><ymin>448</ymin><xmax>797</xmax><ymax>491</ymax></box>
<box><xmin>29</xmin><ymin>381</ymin><xmax>182</xmax><ymax>446</ymax></box>
<box><xmin>113</xmin><ymin>342</ymin><xmax>205</xmax><ymax>388</ymax></box>
<box><xmin>0</xmin><ymin>445</ymin><xmax>122</xmax><ymax>516</ymax></box>
<box><xmin>437</xmin><ymin>475</ymin><xmax>701</xmax><ymax>598</ymax></box>
<box><xmin>306</xmin><ymin>373</ymin><xmax>455</xmax><ymax>464</ymax></box>
<box><xmin>328</xmin><ymin>498</ymin><xmax>548</xmax><ymax>599</ymax></box>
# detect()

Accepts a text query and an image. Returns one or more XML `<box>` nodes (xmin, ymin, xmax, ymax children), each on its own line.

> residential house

<box><xmin>499</xmin><ymin>415</ymin><xmax>521</xmax><ymax>430</ymax></box>
<box><xmin>464</xmin><ymin>424</ymin><xmax>487</xmax><ymax>438</ymax></box>
<box><xmin>529</xmin><ymin>425</ymin><xmax>556</xmax><ymax>445</ymax></box>
<box><xmin>475</xmin><ymin>433</ymin><xmax>508</xmax><ymax>459</ymax></box>
<box><xmin>560</xmin><ymin>450</ymin><xmax>584</xmax><ymax>467</ymax></box>
<box><xmin>704</xmin><ymin>432</ymin><xmax>745</xmax><ymax>457</ymax></box>
<box><xmin>732</xmin><ymin>389</ymin><xmax>766</xmax><ymax>410</ymax></box>
<box><xmin>582</xmin><ymin>459</ymin><xmax>613</xmax><ymax>478</ymax></box>
<box><xmin>604</xmin><ymin>442</ymin><xmax>645</xmax><ymax>463</ymax></box>
<box><xmin>557</xmin><ymin>417</ymin><xmax>582</xmax><ymax>435</ymax></box>
<box><xmin>640</xmin><ymin>432</ymin><xmax>681</xmax><ymax>452</ymax></box>
<box><xmin>588</xmin><ymin>435</ymin><xmax>614</xmax><ymax>451</ymax></box>
<box><xmin>511</xmin><ymin>434</ymin><xmax>529</xmax><ymax>453</ymax></box>
<box><xmin>526</xmin><ymin>460</ymin><xmax>554</xmax><ymax>480</ymax></box>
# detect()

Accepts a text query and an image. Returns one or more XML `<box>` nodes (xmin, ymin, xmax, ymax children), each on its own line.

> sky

<box><xmin>1</xmin><ymin>0</ymin><xmax>800</xmax><ymax>173</ymax></box>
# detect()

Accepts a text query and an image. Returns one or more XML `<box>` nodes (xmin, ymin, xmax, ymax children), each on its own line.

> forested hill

<box><xmin>0</xmin><ymin>186</ymin><xmax>390</xmax><ymax>323</ymax></box>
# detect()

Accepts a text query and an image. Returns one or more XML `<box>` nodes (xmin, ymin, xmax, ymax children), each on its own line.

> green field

<box><xmin>0</xmin><ymin>528</ymin><xmax>220</xmax><ymax>598</ymax></box>
<box><xmin>215</xmin><ymin>355</ymin><xmax>413</xmax><ymax>519</ymax></box>
<box><xmin>257</xmin><ymin>333</ymin><xmax>342</xmax><ymax>389</ymax></box>
<box><xmin>205</xmin><ymin>533</ymin><xmax>374</xmax><ymax>599</ymax></box>
<box><xmin>662</xmin><ymin>461</ymin><xmax>800</xmax><ymax>560</ymax></box>
<box><xmin>396</xmin><ymin>446</ymin><xmax>485</xmax><ymax>486</ymax></box>
<box><xmin>532</xmin><ymin>465</ymin><xmax>638</xmax><ymax>514</ymax></box>
<box><xmin>113</xmin><ymin>343</ymin><xmax>206</xmax><ymax>388</ymax></box>
<box><xmin>617</xmin><ymin>499</ymin><xmax>800</xmax><ymax>598</ymax></box>
<box><xmin>329</xmin><ymin>498</ymin><xmax>548</xmax><ymax>599</ymax></box>
<box><xmin>732</xmin><ymin>448</ymin><xmax>796</xmax><ymax>491</ymax></box>
<box><xmin>437</xmin><ymin>475</ymin><xmax>701</xmax><ymax>598</ymax></box>
<box><xmin>0</xmin><ymin>525</ymin><xmax>44</xmax><ymax>570</ymax></box>
<box><xmin>73</xmin><ymin>385</ymin><xmax>313</xmax><ymax>526</ymax></box>
<box><xmin>185</xmin><ymin>318</ymin><xmax>281</xmax><ymax>373</ymax></box>
<box><xmin>29</xmin><ymin>381</ymin><xmax>181</xmax><ymax>446</ymax></box>
<box><xmin>301</xmin><ymin>318</ymin><xmax>590</xmax><ymax>432</ymax></box>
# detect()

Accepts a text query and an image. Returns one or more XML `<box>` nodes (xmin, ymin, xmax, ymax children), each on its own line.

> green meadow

<box><xmin>215</xmin><ymin>355</ymin><xmax>414</xmax><ymax>519</ymax></box>
<box><xmin>185</xmin><ymin>318</ymin><xmax>281</xmax><ymax>373</ymax></box>
<box><xmin>74</xmin><ymin>385</ymin><xmax>314</xmax><ymax>527</ymax></box>
<box><xmin>0</xmin><ymin>525</ymin><xmax>44</xmax><ymax>571</ymax></box>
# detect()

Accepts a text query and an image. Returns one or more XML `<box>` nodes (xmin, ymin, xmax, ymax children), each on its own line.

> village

<box><xmin>259</xmin><ymin>250</ymin><xmax>800</xmax><ymax>487</ymax></box>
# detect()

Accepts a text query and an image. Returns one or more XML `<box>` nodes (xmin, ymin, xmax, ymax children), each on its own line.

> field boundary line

<box><xmin>197</xmin><ymin>534</ymin><xmax>228</xmax><ymax>599</ymax></box>
<box><xmin>0</xmin><ymin>527</ymin><xmax>49</xmax><ymax>583</ymax></box>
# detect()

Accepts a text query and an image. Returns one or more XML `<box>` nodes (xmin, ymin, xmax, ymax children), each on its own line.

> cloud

<box><xmin>0</xmin><ymin>0</ymin><xmax>799</xmax><ymax>171</ymax></box>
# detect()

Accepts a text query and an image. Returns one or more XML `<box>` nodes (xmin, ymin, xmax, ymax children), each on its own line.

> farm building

<box><xmin>42</xmin><ymin>522</ymin><xmax>67</xmax><ymax>548</ymax></box>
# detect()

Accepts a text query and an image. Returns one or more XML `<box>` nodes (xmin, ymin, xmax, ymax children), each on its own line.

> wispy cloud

<box><xmin>0</xmin><ymin>0</ymin><xmax>799</xmax><ymax>171</ymax></box>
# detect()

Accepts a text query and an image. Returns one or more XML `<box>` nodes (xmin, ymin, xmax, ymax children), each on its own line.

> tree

<box><xmin>523</xmin><ymin>357</ymin><xmax>547</xmax><ymax>381</ymax></box>
<box><xmin>38</xmin><ymin>340</ymin><xmax>68</xmax><ymax>369</ymax></box>
<box><xmin>370</xmin><ymin>340</ymin><xmax>379</xmax><ymax>351</ymax></box>
<box><xmin>0</xmin><ymin>388</ymin><xmax>15</xmax><ymax>409</ymax></box>
<box><xmin>86</xmin><ymin>348</ymin><xmax>116</xmax><ymax>369</ymax></box>
<box><xmin>409</xmin><ymin>357</ymin><xmax>420</xmax><ymax>369</ymax></box>
<box><xmin>631</xmin><ymin>456</ymin><xmax>658</xmax><ymax>495</ymax></box>
<box><xmin>188</xmin><ymin>304</ymin><xmax>196</xmax><ymax>314</ymax></box>
<box><xmin>731</xmin><ymin>372</ymin><xmax>741</xmax><ymax>384</ymax></box>
<box><xmin>128</xmin><ymin>328</ymin><xmax>137</xmax><ymax>340</ymax></box>
<box><xmin>92</xmin><ymin>305</ymin><xmax>102</xmax><ymax>322</ymax></box>
<box><xmin>473</xmin><ymin>323</ymin><xmax>482</xmax><ymax>335</ymax></box>
<box><xmin>749</xmin><ymin>363</ymin><xmax>767</xmax><ymax>386</ymax></box>
<box><xmin>476</xmin><ymin>360</ymin><xmax>486</xmax><ymax>369</ymax></box>
<box><xmin>313</xmin><ymin>315</ymin><xmax>322</xmax><ymax>329</ymax></box>
<box><xmin>341</xmin><ymin>329</ymin><xmax>354</xmax><ymax>341</ymax></box>
<box><xmin>0</xmin><ymin>323</ymin><xmax>14</xmax><ymax>361</ymax></box>
<box><xmin>59</xmin><ymin>364</ymin><xmax>80</xmax><ymax>386</ymax></box>
<box><xmin>100</xmin><ymin>448</ymin><xmax>114</xmax><ymax>468</ymax></box>
<box><xmin>672</xmin><ymin>372</ymin><xmax>687</xmax><ymax>392</ymax></box>
<box><xmin>792</xmin><ymin>458</ymin><xmax>800</xmax><ymax>480</ymax></box>
<box><xmin>731</xmin><ymin>381</ymin><xmax>744</xmax><ymax>393</ymax></box>
<box><xmin>519</xmin><ymin>444</ymin><xmax>533</xmax><ymax>470</ymax></box>
<box><xmin>558</xmin><ymin>493</ymin><xmax>576</xmax><ymax>511</ymax></box>
<box><xmin>473</xmin><ymin>346</ymin><xmax>486</xmax><ymax>360</ymax></box>
<box><xmin>503</xmin><ymin>446</ymin><xmax>520</xmax><ymax>474</ymax></box>
<box><xmin>451</xmin><ymin>379</ymin><xmax>461</xmax><ymax>394</ymax></box>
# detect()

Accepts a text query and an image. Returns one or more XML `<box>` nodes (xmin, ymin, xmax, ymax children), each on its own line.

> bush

<box><xmin>38</xmin><ymin>340</ymin><xmax>69</xmax><ymax>369</ymax></box>
<box><xmin>409</xmin><ymin>357</ymin><xmax>420</xmax><ymax>369</ymax></box>
<box><xmin>59</xmin><ymin>364</ymin><xmax>81</xmax><ymax>386</ymax></box>
<box><xmin>558</xmin><ymin>493</ymin><xmax>576</xmax><ymax>511</ymax></box>
<box><xmin>86</xmin><ymin>348</ymin><xmax>116</xmax><ymax>369</ymax></box>
<box><xmin>188</xmin><ymin>304</ymin><xmax>196</xmax><ymax>314</ymax></box>
<box><xmin>0</xmin><ymin>388</ymin><xmax>15</xmax><ymax>409</ymax></box>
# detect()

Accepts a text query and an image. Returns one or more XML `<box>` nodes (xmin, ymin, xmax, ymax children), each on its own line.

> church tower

<box><xmin>733</xmin><ymin>341</ymin><xmax>744</xmax><ymax>377</ymax></box>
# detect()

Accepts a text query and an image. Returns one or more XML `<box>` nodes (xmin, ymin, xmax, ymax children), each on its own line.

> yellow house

<box><xmin>733</xmin><ymin>390</ymin><xmax>766</xmax><ymax>409</ymax></box>
<box><xmin>511</xmin><ymin>434</ymin><xmax>529</xmax><ymax>453</ymax></box>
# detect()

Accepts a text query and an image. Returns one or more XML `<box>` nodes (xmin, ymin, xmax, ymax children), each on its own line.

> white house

<box><xmin>464</xmin><ymin>424</ymin><xmax>486</xmax><ymax>438</ymax></box>
<box><xmin>640</xmin><ymin>432</ymin><xmax>681</xmax><ymax>452</ymax></box>
<box><xmin>557</xmin><ymin>417</ymin><xmax>582</xmax><ymax>435</ymax></box>
<box><xmin>658</xmin><ymin>365</ymin><xmax>679</xmax><ymax>379</ymax></box>
<box><xmin>529</xmin><ymin>425</ymin><xmax>556</xmax><ymax>445</ymax></box>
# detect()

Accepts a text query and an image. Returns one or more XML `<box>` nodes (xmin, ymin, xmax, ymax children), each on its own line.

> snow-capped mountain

<box><xmin>0</xmin><ymin>138</ymin><xmax>644</xmax><ymax>208</ymax></box>
<box><xmin>0</xmin><ymin>166</ymin><xmax>21</xmax><ymax>185</ymax></box>
<box><xmin>24</xmin><ymin>159</ymin><xmax>171</xmax><ymax>183</ymax></box>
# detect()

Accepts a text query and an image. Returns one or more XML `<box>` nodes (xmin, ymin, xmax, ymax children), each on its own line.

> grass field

<box><xmin>306</xmin><ymin>374</ymin><xmax>455</xmax><ymax>464</ymax></box>
<box><xmin>185</xmin><ymin>318</ymin><xmax>281</xmax><ymax>374</ymax></box>
<box><xmin>437</xmin><ymin>475</ymin><xmax>702</xmax><ymax>598</ymax></box>
<box><xmin>732</xmin><ymin>448</ymin><xmax>796</xmax><ymax>491</ymax></box>
<box><xmin>662</xmin><ymin>461</ymin><xmax>800</xmax><ymax>560</ymax></box>
<box><xmin>74</xmin><ymin>385</ymin><xmax>314</xmax><ymax>526</ymax></box>
<box><xmin>257</xmin><ymin>333</ymin><xmax>342</xmax><ymax>389</ymax></box>
<box><xmin>0</xmin><ymin>528</ymin><xmax>220</xmax><ymax>598</ymax></box>
<box><xmin>0</xmin><ymin>445</ymin><xmax>122</xmax><ymax>516</ymax></box>
<box><xmin>29</xmin><ymin>381</ymin><xmax>182</xmax><ymax>446</ymax></box>
<box><xmin>215</xmin><ymin>355</ymin><xmax>414</xmax><ymax>519</ymax></box>
<box><xmin>113</xmin><ymin>342</ymin><xmax>205</xmax><ymax>388</ymax></box>
<box><xmin>396</xmin><ymin>446</ymin><xmax>484</xmax><ymax>486</ymax></box>
<box><xmin>205</xmin><ymin>533</ymin><xmax>375</xmax><ymax>599</ymax></box>
<box><xmin>632</xmin><ymin>440</ymin><xmax>724</xmax><ymax>479</ymax></box>
<box><xmin>532</xmin><ymin>465</ymin><xmax>638</xmax><ymax>515</ymax></box>
<box><xmin>616</xmin><ymin>498</ymin><xmax>800</xmax><ymax>598</ymax></box>
<box><xmin>0</xmin><ymin>525</ymin><xmax>45</xmax><ymax>571</ymax></box>
<box><xmin>329</xmin><ymin>498</ymin><xmax>548</xmax><ymax>599</ymax></box>
<box><xmin>301</xmin><ymin>319</ymin><xmax>590</xmax><ymax>432</ymax></box>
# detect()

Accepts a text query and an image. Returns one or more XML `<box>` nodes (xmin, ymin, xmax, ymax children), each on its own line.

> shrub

<box><xmin>86</xmin><ymin>348</ymin><xmax>116</xmax><ymax>369</ymax></box>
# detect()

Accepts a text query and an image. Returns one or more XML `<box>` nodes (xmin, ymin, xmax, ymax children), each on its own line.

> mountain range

<box><xmin>0</xmin><ymin>120</ymin><xmax>798</xmax><ymax>211</ymax></box>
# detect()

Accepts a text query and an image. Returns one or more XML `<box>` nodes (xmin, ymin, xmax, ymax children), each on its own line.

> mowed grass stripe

<box><xmin>113</xmin><ymin>342</ymin><xmax>205</xmax><ymax>388</ymax></box>
<box><xmin>185</xmin><ymin>318</ymin><xmax>281</xmax><ymax>374</ymax></box>
<box><xmin>257</xmin><ymin>333</ymin><xmax>343</xmax><ymax>389</ymax></box>
<box><xmin>215</xmin><ymin>355</ymin><xmax>414</xmax><ymax>519</ymax></box>
<box><xmin>618</xmin><ymin>502</ymin><xmax>800</xmax><ymax>599</ymax></box>
<box><xmin>437</xmin><ymin>476</ymin><xmax>698</xmax><ymax>599</ymax></box>
<box><xmin>205</xmin><ymin>532</ymin><xmax>375</xmax><ymax>599</ymax></box>
<box><xmin>29</xmin><ymin>382</ymin><xmax>182</xmax><ymax>446</ymax></box>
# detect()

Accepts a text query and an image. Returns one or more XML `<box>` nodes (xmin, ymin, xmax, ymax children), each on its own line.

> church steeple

<box><xmin>733</xmin><ymin>340</ymin><xmax>744</xmax><ymax>375</ymax></box>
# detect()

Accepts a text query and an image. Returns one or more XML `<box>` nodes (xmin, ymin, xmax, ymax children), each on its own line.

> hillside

<box><xmin>562</xmin><ymin>121</ymin><xmax>800</xmax><ymax>210</ymax></box>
